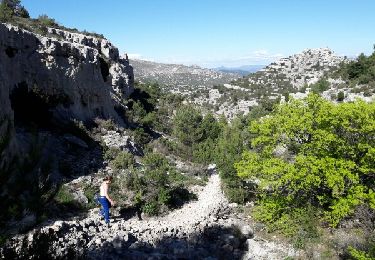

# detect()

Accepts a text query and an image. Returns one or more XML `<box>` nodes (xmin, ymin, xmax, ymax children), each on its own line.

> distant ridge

<box><xmin>213</xmin><ymin>65</ymin><xmax>265</xmax><ymax>76</ymax></box>
<box><xmin>130</xmin><ymin>59</ymin><xmax>239</xmax><ymax>87</ymax></box>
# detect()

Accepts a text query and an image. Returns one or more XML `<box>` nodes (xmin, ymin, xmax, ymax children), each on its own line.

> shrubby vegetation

<box><xmin>125</xmin><ymin>81</ymin><xmax>183</xmax><ymax>133</ymax></box>
<box><xmin>235</xmin><ymin>94</ymin><xmax>375</xmax><ymax>241</ymax></box>
<box><xmin>335</xmin><ymin>46</ymin><xmax>375</xmax><ymax>87</ymax></box>
<box><xmin>348</xmin><ymin>244</ymin><xmax>375</xmax><ymax>260</ymax></box>
<box><xmin>0</xmin><ymin>127</ymin><xmax>57</xmax><ymax>231</ymax></box>
<box><xmin>0</xmin><ymin>0</ymin><xmax>29</xmax><ymax>22</ymax></box>
<box><xmin>0</xmin><ymin>1</ymin><xmax>104</xmax><ymax>38</ymax></box>
<box><xmin>104</xmin><ymin>151</ymin><xmax>196</xmax><ymax>216</ymax></box>
<box><xmin>309</xmin><ymin>78</ymin><xmax>330</xmax><ymax>93</ymax></box>
<box><xmin>120</xmin><ymin>82</ymin><xmax>257</xmax><ymax>204</ymax></box>
<box><xmin>168</xmin><ymin>102</ymin><xmax>273</xmax><ymax>203</ymax></box>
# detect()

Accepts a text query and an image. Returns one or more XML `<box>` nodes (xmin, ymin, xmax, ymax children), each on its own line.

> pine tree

<box><xmin>0</xmin><ymin>1</ymin><xmax>13</xmax><ymax>22</ymax></box>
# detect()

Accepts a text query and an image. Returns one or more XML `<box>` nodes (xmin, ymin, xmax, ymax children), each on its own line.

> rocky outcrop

<box><xmin>250</xmin><ymin>48</ymin><xmax>346</xmax><ymax>89</ymax></box>
<box><xmin>0</xmin><ymin>22</ymin><xmax>133</xmax><ymax>168</ymax></box>
<box><xmin>0</xmin><ymin>23</ymin><xmax>133</xmax><ymax>122</ymax></box>
<box><xmin>188</xmin><ymin>48</ymin><xmax>350</xmax><ymax>120</ymax></box>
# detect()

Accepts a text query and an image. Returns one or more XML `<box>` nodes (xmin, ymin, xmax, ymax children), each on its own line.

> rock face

<box><xmin>0</xmin><ymin>22</ymin><xmax>133</xmax><ymax>165</ymax></box>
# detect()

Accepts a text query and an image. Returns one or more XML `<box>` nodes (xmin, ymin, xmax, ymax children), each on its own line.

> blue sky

<box><xmin>22</xmin><ymin>0</ymin><xmax>375</xmax><ymax>68</ymax></box>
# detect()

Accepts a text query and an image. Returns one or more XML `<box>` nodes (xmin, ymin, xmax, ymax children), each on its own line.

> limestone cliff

<box><xmin>0</xmin><ymin>23</ymin><xmax>134</xmax><ymax>167</ymax></box>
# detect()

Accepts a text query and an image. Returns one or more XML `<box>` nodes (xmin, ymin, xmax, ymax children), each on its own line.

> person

<box><xmin>98</xmin><ymin>176</ymin><xmax>115</xmax><ymax>226</ymax></box>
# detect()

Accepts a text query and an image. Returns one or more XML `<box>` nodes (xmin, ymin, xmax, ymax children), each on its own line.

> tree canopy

<box><xmin>0</xmin><ymin>0</ymin><xmax>29</xmax><ymax>21</ymax></box>
<box><xmin>236</xmin><ymin>94</ymin><xmax>375</xmax><ymax>227</ymax></box>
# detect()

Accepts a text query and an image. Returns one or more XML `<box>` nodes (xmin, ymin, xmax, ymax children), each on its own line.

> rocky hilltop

<box><xmin>0</xmin><ymin>22</ymin><xmax>134</xmax><ymax>164</ymax></box>
<box><xmin>237</xmin><ymin>47</ymin><xmax>346</xmax><ymax>90</ymax></box>
<box><xmin>190</xmin><ymin>48</ymin><xmax>352</xmax><ymax>119</ymax></box>
<box><xmin>130</xmin><ymin>59</ymin><xmax>239</xmax><ymax>89</ymax></box>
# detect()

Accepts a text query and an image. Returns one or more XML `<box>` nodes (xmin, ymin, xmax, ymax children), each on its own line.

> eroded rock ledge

<box><xmin>0</xmin><ymin>22</ymin><xmax>134</xmax><ymax>164</ymax></box>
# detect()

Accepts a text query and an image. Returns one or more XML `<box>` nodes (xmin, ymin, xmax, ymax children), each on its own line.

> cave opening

<box><xmin>5</xmin><ymin>46</ymin><xmax>18</xmax><ymax>58</ymax></box>
<box><xmin>10</xmin><ymin>82</ymin><xmax>54</xmax><ymax>128</ymax></box>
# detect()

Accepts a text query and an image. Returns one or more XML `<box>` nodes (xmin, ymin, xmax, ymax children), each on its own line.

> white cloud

<box><xmin>200</xmin><ymin>50</ymin><xmax>285</xmax><ymax>68</ymax></box>
<box><xmin>127</xmin><ymin>53</ymin><xmax>154</xmax><ymax>62</ymax></box>
<box><xmin>126</xmin><ymin>50</ymin><xmax>285</xmax><ymax>68</ymax></box>
<box><xmin>236</xmin><ymin>50</ymin><xmax>284</xmax><ymax>62</ymax></box>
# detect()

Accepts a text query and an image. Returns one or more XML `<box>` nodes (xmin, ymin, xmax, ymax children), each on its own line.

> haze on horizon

<box><xmin>22</xmin><ymin>0</ymin><xmax>375</xmax><ymax>68</ymax></box>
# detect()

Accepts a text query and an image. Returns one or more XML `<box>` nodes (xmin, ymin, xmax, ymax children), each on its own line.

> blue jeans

<box><xmin>98</xmin><ymin>196</ymin><xmax>111</xmax><ymax>223</ymax></box>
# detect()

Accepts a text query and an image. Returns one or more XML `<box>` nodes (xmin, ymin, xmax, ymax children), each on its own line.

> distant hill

<box><xmin>130</xmin><ymin>49</ymin><xmax>375</xmax><ymax>120</ymax></box>
<box><xmin>233</xmin><ymin>48</ymin><xmax>346</xmax><ymax>91</ymax></box>
<box><xmin>213</xmin><ymin>65</ymin><xmax>265</xmax><ymax>76</ymax></box>
<box><xmin>130</xmin><ymin>59</ymin><xmax>239</xmax><ymax>89</ymax></box>
<box><xmin>191</xmin><ymin>48</ymin><xmax>351</xmax><ymax>119</ymax></box>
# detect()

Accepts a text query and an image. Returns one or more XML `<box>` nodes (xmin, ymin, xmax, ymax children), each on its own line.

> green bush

<box><xmin>334</xmin><ymin>48</ymin><xmax>375</xmax><ymax>87</ymax></box>
<box><xmin>83</xmin><ymin>184</ymin><xmax>98</xmax><ymax>209</ymax></box>
<box><xmin>103</xmin><ymin>147</ymin><xmax>121</xmax><ymax>161</ymax></box>
<box><xmin>0</xmin><ymin>1</ymin><xmax>12</xmax><ymax>22</ymax></box>
<box><xmin>142</xmin><ymin>200</ymin><xmax>159</xmax><ymax>216</ymax></box>
<box><xmin>173</xmin><ymin>104</ymin><xmax>204</xmax><ymax>146</ymax></box>
<box><xmin>96</xmin><ymin>119</ymin><xmax>116</xmax><ymax>131</ymax></box>
<box><xmin>110</xmin><ymin>151</ymin><xmax>135</xmax><ymax>170</ymax></box>
<box><xmin>348</xmin><ymin>245</ymin><xmax>375</xmax><ymax>260</ymax></box>
<box><xmin>122</xmin><ymin>152</ymin><xmax>197</xmax><ymax>216</ymax></box>
<box><xmin>337</xmin><ymin>91</ymin><xmax>345</xmax><ymax>102</ymax></box>
<box><xmin>54</xmin><ymin>185</ymin><xmax>75</xmax><ymax>205</ymax></box>
<box><xmin>37</xmin><ymin>14</ymin><xmax>58</xmax><ymax>27</ymax></box>
<box><xmin>0</xmin><ymin>0</ymin><xmax>29</xmax><ymax>21</ymax></box>
<box><xmin>157</xmin><ymin>188</ymin><xmax>171</xmax><ymax>205</ymax></box>
<box><xmin>193</xmin><ymin>138</ymin><xmax>218</xmax><ymax>164</ymax></box>
<box><xmin>222</xmin><ymin>179</ymin><xmax>247</xmax><ymax>204</ymax></box>
<box><xmin>132</xmin><ymin>128</ymin><xmax>152</xmax><ymax>148</ymax></box>
<box><xmin>143</xmin><ymin>153</ymin><xmax>169</xmax><ymax>187</ymax></box>
<box><xmin>310</xmin><ymin>78</ymin><xmax>330</xmax><ymax>93</ymax></box>
<box><xmin>236</xmin><ymin>94</ymin><xmax>375</xmax><ymax>229</ymax></box>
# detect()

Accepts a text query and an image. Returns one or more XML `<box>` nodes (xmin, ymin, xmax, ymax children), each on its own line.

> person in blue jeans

<box><xmin>98</xmin><ymin>176</ymin><xmax>115</xmax><ymax>226</ymax></box>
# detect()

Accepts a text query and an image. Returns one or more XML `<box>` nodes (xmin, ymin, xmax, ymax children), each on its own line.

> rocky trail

<box><xmin>2</xmin><ymin>174</ymin><xmax>299</xmax><ymax>259</ymax></box>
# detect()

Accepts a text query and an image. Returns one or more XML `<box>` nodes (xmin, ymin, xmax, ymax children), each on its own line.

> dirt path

<box><xmin>3</xmin><ymin>174</ymin><xmax>300</xmax><ymax>259</ymax></box>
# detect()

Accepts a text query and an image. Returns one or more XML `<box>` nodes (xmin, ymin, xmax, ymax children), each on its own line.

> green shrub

<box><xmin>236</xmin><ymin>94</ymin><xmax>375</xmax><ymax>229</ymax></box>
<box><xmin>157</xmin><ymin>188</ymin><xmax>171</xmax><ymax>205</ymax></box>
<box><xmin>122</xmin><ymin>152</ymin><xmax>198</xmax><ymax>216</ymax></box>
<box><xmin>192</xmin><ymin>138</ymin><xmax>216</xmax><ymax>164</ymax></box>
<box><xmin>97</xmin><ymin>119</ymin><xmax>116</xmax><ymax>131</ymax></box>
<box><xmin>0</xmin><ymin>0</ymin><xmax>29</xmax><ymax>21</ymax></box>
<box><xmin>142</xmin><ymin>200</ymin><xmax>159</xmax><ymax>216</ymax></box>
<box><xmin>110</xmin><ymin>151</ymin><xmax>135</xmax><ymax>170</ymax></box>
<box><xmin>348</xmin><ymin>246</ymin><xmax>375</xmax><ymax>260</ymax></box>
<box><xmin>83</xmin><ymin>184</ymin><xmax>98</xmax><ymax>209</ymax></box>
<box><xmin>310</xmin><ymin>78</ymin><xmax>330</xmax><ymax>93</ymax></box>
<box><xmin>222</xmin><ymin>180</ymin><xmax>247</xmax><ymax>204</ymax></box>
<box><xmin>103</xmin><ymin>147</ymin><xmax>121</xmax><ymax>161</ymax></box>
<box><xmin>37</xmin><ymin>14</ymin><xmax>58</xmax><ymax>27</ymax></box>
<box><xmin>132</xmin><ymin>128</ymin><xmax>152</xmax><ymax>148</ymax></box>
<box><xmin>54</xmin><ymin>185</ymin><xmax>75</xmax><ymax>205</ymax></box>
<box><xmin>337</xmin><ymin>91</ymin><xmax>345</xmax><ymax>102</ymax></box>
<box><xmin>334</xmin><ymin>48</ymin><xmax>375</xmax><ymax>87</ymax></box>
<box><xmin>173</xmin><ymin>104</ymin><xmax>204</xmax><ymax>146</ymax></box>
<box><xmin>0</xmin><ymin>1</ymin><xmax>12</xmax><ymax>22</ymax></box>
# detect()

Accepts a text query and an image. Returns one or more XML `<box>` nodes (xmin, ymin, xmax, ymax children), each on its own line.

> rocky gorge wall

<box><xmin>0</xmin><ymin>22</ymin><xmax>134</xmax><ymax>167</ymax></box>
